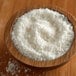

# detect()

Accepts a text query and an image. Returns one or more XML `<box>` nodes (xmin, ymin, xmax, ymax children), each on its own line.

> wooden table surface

<box><xmin>0</xmin><ymin>0</ymin><xmax>76</xmax><ymax>76</ymax></box>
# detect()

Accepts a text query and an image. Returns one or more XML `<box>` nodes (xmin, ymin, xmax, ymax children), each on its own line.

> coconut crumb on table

<box><xmin>5</xmin><ymin>58</ymin><xmax>33</xmax><ymax>76</ymax></box>
<box><xmin>24</xmin><ymin>67</ymin><xmax>31</xmax><ymax>73</ymax></box>
<box><xmin>0</xmin><ymin>57</ymin><xmax>44</xmax><ymax>76</ymax></box>
<box><xmin>6</xmin><ymin>59</ymin><xmax>20</xmax><ymax>76</ymax></box>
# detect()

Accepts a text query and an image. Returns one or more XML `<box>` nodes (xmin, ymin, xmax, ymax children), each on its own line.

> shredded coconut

<box><xmin>11</xmin><ymin>8</ymin><xmax>74</xmax><ymax>61</ymax></box>
<box><xmin>5</xmin><ymin>59</ymin><xmax>32</xmax><ymax>75</ymax></box>
<box><xmin>6</xmin><ymin>60</ymin><xmax>20</xmax><ymax>75</ymax></box>
<box><xmin>24</xmin><ymin>67</ymin><xmax>31</xmax><ymax>73</ymax></box>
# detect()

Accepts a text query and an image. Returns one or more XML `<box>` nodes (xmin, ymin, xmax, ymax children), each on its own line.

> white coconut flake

<box><xmin>11</xmin><ymin>8</ymin><xmax>74</xmax><ymax>61</ymax></box>
<box><xmin>6</xmin><ymin>60</ymin><xmax>20</xmax><ymax>76</ymax></box>
<box><xmin>24</xmin><ymin>67</ymin><xmax>31</xmax><ymax>73</ymax></box>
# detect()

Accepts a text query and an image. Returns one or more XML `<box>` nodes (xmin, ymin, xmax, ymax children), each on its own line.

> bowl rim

<box><xmin>4</xmin><ymin>6</ymin><xmax>76</xmax><ymax>68</ymax></box>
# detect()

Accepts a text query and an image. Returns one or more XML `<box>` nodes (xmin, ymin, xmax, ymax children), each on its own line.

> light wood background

<box><xmin>0</xmin><ymin>0</ymin><xmax>76</xmax><ymax>76</ymax></box>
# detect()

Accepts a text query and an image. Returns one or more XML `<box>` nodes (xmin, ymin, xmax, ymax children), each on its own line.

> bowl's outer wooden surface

<box><xmin>0</xmin><ymin>0</ymin><xmax>76</xmax><ymax>76</ymax></box>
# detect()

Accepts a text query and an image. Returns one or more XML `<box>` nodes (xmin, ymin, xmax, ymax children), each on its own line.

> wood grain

<box><xmin>0</xmin><ymin>0</ymin><xmax>76</xmax><ymax>76</ymax></box>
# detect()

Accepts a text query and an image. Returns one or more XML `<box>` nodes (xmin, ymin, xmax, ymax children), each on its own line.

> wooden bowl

<box><xmin>4</xmin><ymin>7</ymin><xmax>76</xmax><ymax>68</ymax></box>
